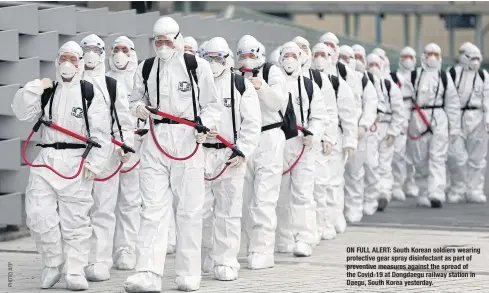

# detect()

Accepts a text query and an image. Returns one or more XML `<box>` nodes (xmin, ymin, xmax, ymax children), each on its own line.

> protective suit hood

<box><xmin>269</xmin><ymin>46</ymin><xmax>282</xmax><ymax>66</ymax></box>
<box><xmin>204</xmin><ymin>37</ymin><xmax>231</xmax><ymax>78</ymax></box>
<box><xmin>464</xmin><ymin>44</ymin><xmax>482</xmax><ymax>71</ymax></box>
<box><xmin>421</xmin><ymin>43</ymin><xmax>442</xmax><ymax>71</ymax></box>
<box><xmin>56</xmin><ymin>41</ymin><xmax>85</xmax><ymax>84</ymax></box>
<box><xmin>352</xmin><ymin>44</ymin><xmax>366</xmax><ymax>72</ymax></box>
<box><xmin>293</xmin><ymin>36</ymin><xmax>312</xmax><ymax>71</ymax></box>
<box><xmin>183</xmin><ymin>36</ymin><xmax>198</xmax><ymax>55</ymax></box>
<box><xmin>108</xmin><ymin>36</ymin><xmax>138</xmax><ymax>73</ymax></box>
<box><xmin>458</xmin><ymin>42</ymin><xmax>474</xmax><ymax>65</ymax></box>
<box><xmin>258</xmin><ymin>42</ymin><xmax>266</xmax><ymax>67</ymax></box>
<box><xmin>366</xmin><ymin>53</ymin><xmax>384</xmax><ymax>79</ymax></box>
<box><xmin>398</xmin><ymin>46</ymin><xmax>416</xmax><ymax>72</ymax></box>
<box><xmin>199</xmin><ymin>41</ymin><xmax>209</xmax><ymax>57</ymax></box>
<box><xmin>319</xmin><ymin>32</ymin><xmax>339</xmax><ymax>65</ymax></box>
<box><xmin>311</xmin><ymin>42</ymin><xmax>333</xmax><ymax>73</ymax></box>
<box><xmin>339</xmin><ymin>45</ymin><xmax>356</xmax><ymax>72</ymax></box>
<box><xmin>236</xmin><ymin>35</ymin><xmax>261</xmax><ymax>70</ymax></box>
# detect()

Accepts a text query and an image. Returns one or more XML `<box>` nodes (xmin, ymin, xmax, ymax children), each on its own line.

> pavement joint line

<box><xmin>353</xmin><ymin>222</ymin><xmax>489</xmax><ymax>232</ymax></box>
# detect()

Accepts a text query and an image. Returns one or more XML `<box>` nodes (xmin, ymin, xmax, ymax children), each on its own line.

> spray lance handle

<box><xmin>225</xmin><ymin>146</ymin><xmax>246</xmax><ymax>165</ymax></box>
<box><xmin>81</xmin><ymin>137</ymin><xmax>101</xmax><ymax>159</ymax></box>
<box><xmin>111</xmin><ymin>138</ymin><xmax>135</xmax><ymax>154</ymax></box>
<box><xmin>194</xmin><ymin>116</ymin><xmax>209</xmax><ymax>134</ymax></box>
<box><xmin>297</xmin><ymin>126</ymin><xmax>313</xmax><ymax>137</ymax></box>
<box><xmin>135</xmin><ymin>129</ymin><xmax>149</xmax><ymax>136</ymax></box>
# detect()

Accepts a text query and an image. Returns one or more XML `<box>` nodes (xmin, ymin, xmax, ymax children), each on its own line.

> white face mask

<box><xmin>355</xmin><ymin>60</ymin><xmax>365</xmax><ymax>72</ymax></box>
<box><xmin>369</xmin><ymin>66</ymin><xmax>382</xmax><ymax>79</ymax></box>
<box><xmin>282</xmin><ymin>57</ymin><xmax>298</xmax><ymax>74</ymax></box>
<box><xmin>459</xmin><ymin>53</ymin><xmax>469</xmax><ymax>65</ymax></box>
<box><xmin>313</xmin><ymin>56</ymin><xmax>329</xmax><ymax>71</ymax></box>
<box><xmin>113</xmin><ymin>52</ymin><xmax>129</xmax><ymax>69</ymax></box>
<box><xmin>84</xmin><ymin>51</ymin><xmax>100</xmax><ymax>68</ymax></box>
<box><xmin>401</xmin><ymin>59</ymin><xmax>415</xmax><ymax>71</ymax></box>
<box><xmin>209</xmin><ymin>61</ymin><xmax>226</xmax><ymax>78</ymax></box>
<box><xmin>59</xmin><ymin>62</ymin><xmax>77</xmax><ymax>79</ymax></box>
<box><xmin>156</xmin><ymin>45</ymin><xmax>175</xmax><ymax>61</ymax></box>
<box><xmin>469</xmin><ymin>60</ymin><xmax>480</xmax><ymax>71</ymax></box>
<box><xmin>238</xmin><ymin>58</ymin><xmax>257</xmax><ymax>70</ymax></box>
<box><xmin>346</xmin><ymin>58</ymin><xmax>356</xmax><ymax>71</ymax></box>
<box><xmin>426</xmin><ymin>56</ymin><xmax>440</xmax><ymax>68</ymax></box>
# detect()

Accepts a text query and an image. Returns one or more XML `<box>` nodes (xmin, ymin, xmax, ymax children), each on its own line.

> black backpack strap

<box><xmin>304</xmin><ymin>76</ymin><xmax>314</xmax><ymax>120</ymax></box>
<box><xmin>234</xmin><ymin>74</ymin><xmax>246</xmax><ymax>97</ymax></box>
<box><xmin>230</xmin><ymin>73</ymin><xmax>239</xmax><ymax>144</ymax></box>
<box><xmin>367</xmin><ymin>72</ymin><xmax>374</xmax><ymax>85</ymax></box>
<box><xmin>105</xmin><ymin>76</ymin><xmax>124</xmax><ymax>141</ymax></box>
<box><xmin>262</xmin><ymin>62</ymin><xmax>272</xmax><ymax>84</ymax></box>
<box><xmin>80</xmin><ymin>80</ymin><xmax>94</xmax><ymax>136</ymax></box>
<box><xmin>449</xmin><ymin>67</ymin><xmax>456</xmax><ymax>83</ymax></box>
<box><xmin>183</xmin><ymin>53</ymin><xmax>200</xmax><ymax>122</ymax></box>
<box><xmin>329</xmin><ymin>74</ymin><xmax>340</xmax><ymax>100</ymax></box>
<box><xmin>41</xmin><ymin>82</ymin><xmax>58</xmax><ymax>120</ymax></box>
<box><xmin>362</xmin><ymin>74</ymin><xmax>368</xmax><ymax>90</ymax></box>
<box><xmin>384</xmin><ymin>79</ymin><xmax>392</xmax><ymax>103</ymax></box>
<box><xmin>337</xmin><ymin>62</ymin><xmax>347</xmax><ymax>81</ymax></box>
<box><xmin>411</xmin><ymin>70</ymin><xmax>418</xmax><ymax>90</ymax></box>
<box><xmin>310</xmin><ymin>69</ymin><xmax>322</xmax><ymax>89</ymax></box>
<box><xmin>390</xmin><ymin>72</ymin><xmax>399</xmax><ymax>85</ymax></box>
<box><xmin>142</xmin><ymin>57</ymin><xmax>156</xmax><ymax>102</ymax></box>
<box><xmin>297</xmin><ymin>77</ymin><xmax>306</xmax><ymax>127</ymax></box>
<box><xmin>479</xmin><ymin>69</ymin><xmax>485</xmax><ymax>82</ymax></box>
<box><xmin>441</xmin><ymin>71</ymin><xmax>448</xmax><ymax>107</ymax></box>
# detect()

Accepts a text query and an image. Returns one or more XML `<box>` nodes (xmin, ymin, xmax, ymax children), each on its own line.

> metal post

<box><xmin>475</xmin><ymin>14</ymin><xmax>483</xmax><ymax>50</ymax></box>
<box><xmin>344</xmin><ymin>14</ymin><xmax>350</xmax><ymax>37</ymax></box>
<box><xmin>449</xmin><ymin>27</ymin><xmax>455</xmax><ymax>59</ymax></box>
<box><xmin>404</xmin><ymin>14</ymin><xmax>410</xmax><ymax>47</ymax></box>
<box><xmin>415</xmin><ymin>14</ymin><xmax>423</xmax><ymax>55</ymax></box>
<box><xmin>376</xmin><ymin>14</ymin><xmax>382</xmax><ymax>45</ymax></box>
<box><xmin>353</xmin><ymin>13</ymin><xmax>360</xmax><ymax>38</ymax></box>
<box><xmin>183</xmin><ymin>1</ymin><xmax>191</xmax><ymax>15</ymax></box>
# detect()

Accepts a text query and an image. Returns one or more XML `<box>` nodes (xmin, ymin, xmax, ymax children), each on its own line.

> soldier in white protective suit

<box><xmin>406</xmin><ymin>43</ymin><xmax>461</xmax><ymax>209</ymax></box>
<box><xmin>239</xmin><ymin>35</ymin><xmax>288</xmax><ymax>270</ymax></box>
<box><xmin>275</xmin><ymin>41</ymin><xmax>328</xmax><ymax>257</ymax></box>
<box><xmin>11</xmin><ymin>41</ymin><xmax>111</xmax><ymax>290</ymax></box>
<box><xmin>292</xmin><ymin>37</ymin><xmax>339</xmax><ymax>243</ymax></box>
<box><xmin>183</xmin><ymin>36</ymin><xmax>199</xmax><ymax>55</ymax></box>
<box><xmin>450</xmin><ymin>42</ymin><xmax>474</xmax><ymax>72</ymax></box>
<box><xmin>105</xmin><ymin>36</ymin><xmax>143</xmax><ymax>271</ymax></box>
<box><xmin>79</xmin><ymin>34</ymin><xmax>134</xmax><ymax>282</ymax></box>
<box><xmin>446</xmin><ymin>44</ymin><xmax>489</xmax><ymax>204</ymax></box>
<box><xmin>372</xmin><ymin>48</ymin><xmax>393</xmax><ymax>82</ymax></box>
<box><xmin>198</xmin><ymin>40</ymin><xmax>209</xmax><ymax>57</ymax></box>
<box><xmin>340</xmin><ymin>45</ymin><xmax>379</xmax><ymax>223</ymax></box>
<box><xmin>389</xmin><ymin>46</ymin><xmax>419</xmax><ymax>201</ymax></box>
<box><xmin>201</xmin><ymin>37</ymin><xmax>262</xmax><ymax>281</ymax></box>
<box><xmin>363</xmin><ymin>53</ymin><xmax>404</xmax><ymax>214</ymax></box>
<box><xmin>124</xmin><ymin>17</ymin><xmax>222</xmax><ymax>292</ymax></box>
<box><xmin>237</xmin><ymin>35</ymin><xmax>288</xmax><ymax>270</ymax></box>
<box><xmin>311</xmin><ymin>42</ymin><xmax>357</xmax><ymax>239</ymax></box>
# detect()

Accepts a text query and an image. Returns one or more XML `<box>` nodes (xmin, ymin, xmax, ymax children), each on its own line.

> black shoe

<box><xmin>377</xmin><ymin>198</ymin><xmax>388</xmax><ymax>212</ymax></box>
<box><xmin>430</xmin><ymin>199</ymin><xmax>442</xmax><ymax>208</ymax></box>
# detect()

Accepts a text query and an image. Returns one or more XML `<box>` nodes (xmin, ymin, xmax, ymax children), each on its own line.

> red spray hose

<box><xmin>22</xmin><ymin>119</ymin><xmax>101</xmax><ymax>180</ymax></box>
<box><xmin>93</xmin><ymin>138</ymin><xmax>135</xmax><ymax>182</ymax></box>
<box><xmin>145</xmin><ymin>107</ymin><xmax>245</xmax><ymax>180</ymax></box>
<box><xmin>407</xmin><ymin>102</ymin><xmax>432</xmax><ymax>141</ymax></box>
<box><xmin>120</xmin><ymin>129</ymin><xmax>148</xmax><ymax>174</ymax></box>
<box><xmin>282</xmin><ymin>126</ymin><xmax>312</xmax><ymax>176</ymax></box>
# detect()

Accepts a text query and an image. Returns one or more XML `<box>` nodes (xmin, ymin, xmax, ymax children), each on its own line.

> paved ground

<box><xmin>1</xmin><ymin>200</ymin><xmax>488</xmax><ymax>293</ymax></box>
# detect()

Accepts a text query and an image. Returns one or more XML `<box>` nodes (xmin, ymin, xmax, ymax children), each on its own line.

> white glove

<box><xmin>207</xmin><ymin>126</ymin><xmax>219</xmax><ymax>139</ymax></box>
<box><xmin>386</xmin><ymin>135</ymin><xmax>395</xmax><ymax>147</ymax></box>
<box><xmin>358</xmin><ymin>126</ymin><xmax>366</xmax><ymax>139</ymax></box>
<box><xmin>136</xmin><ymin>105</ymin><xmax>150</xmax><ymax>120</ymax></box>
<box><xmin>83</xmin><ymin>165</ymin><xmax>97</xmax><ymax>181</ymax></box>
<box><xmin>343</xmin><ymin>147</ymin><xmax>354</xmax><ymax>158</ymax></box>
<box><xmin>118</xmin><ymin>148</ymin><xmax>131</xmax><ymax>163</ymax></box>
<box><xmin>227</xmin><ymin>156</ymin><xmax>245</xmax><ymax>168</ymax></box>
<box><xmin>322</xmin><ymin>141</ymin><xmax>333</xmax><ymax>155</ymax></box>
<box><xmin>302</xmin><ymin>135</ymin><xmax>313</xmax><ymax>146</ymax></box>
<box><xmin>195</xmin><ymin>131</ymin><xmax>207</xmax><ymax>144</ymax></box>
<box><xmin>41</xmin><ymin>78</ymin><xmax>53</xmax><ymax>89</ymax></box>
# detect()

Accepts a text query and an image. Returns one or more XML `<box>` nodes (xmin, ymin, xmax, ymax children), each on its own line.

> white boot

<box><xmin>247</xmin><ymin>253</ymin><xmax>274</xmax><ymax>270</ymax></box>
<box><xmin>466</xmin><ymin>194</ymin><xmax>487</xmax><ymax>204</ymax></box>
<box><xmin>335</xmin><ymin>215</ymin><xmax>347</xmax><ymax>234</ymax></box>
<box><xmin>293</xmin><ymin>241</ymin><xmax>313</xmax><ymax>257</ymax></box>
<box><xmin>175</xmin><ymin>275</ymin><xmax>201</xmax><ymax>291</ymax></box>
<box><xmin>416</xmin><ymin>196</ymin><xmax>431</xmax><ymax>208</ymax></box>
<box><xmin>363</xmin><ymin>201</ymin><xmax>378</xmax><ymax>215</ymax></box>
<box><xmin>40</xmin><ymin>266</ymin><xmax>61</xmax><ymax>289</ymax></box>
<box><xmin>392</xmin><ymin>189</ymin><xmax>406</xmax><ymax>201</ymax></box>
<box><xmin>345</xmin><ymin>211</ymin><xmax>363</xmax><ymax>223</ymax></box>
<box><xmin>114</xmin><ymin>250</ymin><xmax>136</xmax><ymax>270</ymax></box>
<box><xmin>447</xmin><ymin>192</ymin><xmax>465</xmax><ymax>204</ymax></box>
<box><xmin>84</xmin><ymin>263</ymin><xmax>110</xmax><ymax>282</ymax></box>
<box><xmin>275</xmin><ymin>243</ymin><xmax>294</xmax><ymax>253</ymax></box>
<box><xmin>322</xmin><ymin>225</ymin><xmax>337</xmax><ymax>240</ymax></box>
<box><xmin>124</xmin><ymin>272</ymin><xmax>161</xmax><ymax>293</ymax></box>
<box><xmin>66</xmin><ymin>274</ymin><xmax>89</xmax><ymax>291</ymax></box>
<box><xmin>214</xmin><ymin>265</ymin><xmax>238</xmax><ymax>281</ymax></box>
<box><xmin>201</xmin><ymin>248</ymin><xmax>214</xmax><ymax>273</ymax></box>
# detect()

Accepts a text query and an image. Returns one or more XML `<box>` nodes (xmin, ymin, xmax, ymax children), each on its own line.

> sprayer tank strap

<box><xmin>230</xmin><ymin>73</ymin><xmax>238</xmax><ymax>144</ymax></box>
<box><xmin>297</xmin><ymin>76</ymin><xmax>305</xmax><ymax>127</ymax></box>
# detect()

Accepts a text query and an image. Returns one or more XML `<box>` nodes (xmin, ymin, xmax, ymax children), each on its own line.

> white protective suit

<box><xmin>295</xmin><ymin>39</ymin><xmax>339</xmax><ymax>243</ymax></box>
<box><xmin>312</xmin><ymin>42</ymin><xmax>360</xmax><ymax>236</ymax></box>
<box><xmin>123</xmin><ymin>17</ymin><xmax>222</xmax><ymax>293</ymax></box>
<box><xmin>447</xmin><ymin>45</ymin><xmax>489</xmax><ymax>204</ymax></box>
<box><xmin>390</xmin><ymin>46</ymin><xmax>419</xmax><ymax>201</ymax></box>
<box><xmin>362</xmin><ymin>53</ymin><xmax>404</xmax><ymax>214</ymax></box>
<box><xmin>406</xmin><ymin>43</ymin><xmax>461</xmax><ymax>208</ymax></box>
<box><xmin>200</xmin><ymin>37</ymin><xmax>261</xmax><ymax>281</ymax></box>
<box><xmin>269</xmin><ymin>46</ymin><xmax>282</xmax><ymax>66</ymax></box>
<box><xmin>198</xmin><ymin>40</ymin><xmax>209</xmax><ymax>57</ymax></box>
<box><xmin>11</xmin><ymin>41</ymin><xmax>111</xmax><ymax>290</ymax></box>
<box><xmin>183</xmin><ymin>36</ymin><xmax>198</xmax><ymax>55</ymax></box>
<box><xmin>341</xmin><ymin>46</ymin><xmax>379</xmax><ymax>223</ymax></box>
<box><xmin>80</xmin><ymin>34</ymin><xmax>135</xmax><ymax>282</ymax></box>
<box><xmin>275</xmin><ymin>41</ymin><xmax>327</xmax><ymax>257</ymax></box>
<box><xmin>105</xmin><ymin>36</ymin><xmax>143</xmax><ymax>270</ymax></box>
<box><xmin>372</xmin><ymin>47</ymin><xmax>392</xmax><ymax>79</ymax></box>
<box><xmin>239</xmin><ymin>35</ymin><xmax>288</xmax><ymax>270</ymax></box>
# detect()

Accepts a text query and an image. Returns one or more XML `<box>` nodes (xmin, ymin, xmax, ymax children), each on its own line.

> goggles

<box><xmin>203</xmin><ymin>51</ymin><xmax>229</xmax><ymax>65</ymax></box>
<box><xmin>82</xmin><ymin>46</ymin><xmax>103</xmax><ymax>55</ymax></box>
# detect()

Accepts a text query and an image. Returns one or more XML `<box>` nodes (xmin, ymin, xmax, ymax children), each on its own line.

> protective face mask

<box><xmin>347</xmin><ymin>58</ymin><xmax>357</xmax><ymax>71</ymax></box>
<box><xmin>156</xmin><ymin>45</ymin><xmax>175</xmax><ymax>61</ymax></box>
<box><xmin>426</xmin><ymin>56</ymin><xmax>440</xmax><ymax>68</ymax></box>
<box><xmin>209</xmin><ymin>61</ymin><xmax>225</xmax><ymax>78</ymax></box>
<box><xmin>469</xmin><ymin>60</ymin><xmax>480</xmax><ymax>71</ymax></box>
<box><xmin>59</xmin><ymin>62</ymin><xmax>76</xmax><ymax>79</ymax></box>
<box><xmin>113</xmin><ymin>52</ymin><xmax>129</xmax><ymax>69</ymax></box>
<box><xmin>401</xmin><ymin>59</ymin><xmax>415</xmax><ymax>71</ymax></box>
<box><xmin>239</xmin><ymin>58</ymin><xmax>257</xmax><ymax>70</ymax></box>
<box><xmin>459</xmin><ymin>54</ymin><xmax>469</xmax><ymax>65</ymax></box>
<box><xmin>313</xmin><ymin>57</ymin><xmax>329</xmax><ymax>71</ymax></box>
<box><xmin>84</xmin><ymin>51</ymin><xmax>100</xmax><ymax>68</ymax></box>
<box><xmin>355</xmin><ymin>61</ymin><xmax>365</xmax><ymax>72</ymax></box>
<box><xmin>282</xmin><ymin>57</ymin><xmax>298</xmax><ymax>74</ymax></box>
<box><xmin>369</xmin><ymin>67</ymin><xmax>382</xmax><ymax>79</ymax></box>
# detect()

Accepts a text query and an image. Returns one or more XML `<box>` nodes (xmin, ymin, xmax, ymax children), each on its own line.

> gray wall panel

<box><xmin>108</xmin><ymin>10</ymin><xmax>138</xmax><ymax>38</ymax></box>
<box><xmin>0</xmin><ymin>193</ymin><xmax>24</xmax><ymax>226</ymax></box>
<box><xmin>0</xmin><ymin>57</ymin><xmax>40</xmax><ymax>86</ymax></box>
<box><xmin>40</xmin><ymin>61</ymin><xmax>56</xmax><ymax>80</ymax></box>
<box><xmin>0</xmin><ymin>5</ymin><xmax>39</xmax><ymax>35</ymax></box>
<box><xmin>136</xmin><ymin>11</ymin><xmax>160</xmax><ymax>36</ymax></box>
<box><xmin>0</xmin><ymin>85</ymin><xmax>18</xmax><ymax>116</ymax></box>
<box><xmin>20</xmin><ymin>32</ymin><xmax>59</xmax><ymax>62</ymax></box>
<box><xmin>76</xmin><ymin>7</ymin><xmax>109</xmax><ymax>37</ymax></box>
<box><xmin>0</xmin><ymin>139</ymin><xmax>20</xmax><ymax>171</ymax></box>
<box><xmin>0</xmin><ymin>30</ymin><xmax>20</xmax><ymax>62</ymax></box>
<box><xmin>39</xmin><ymin>6</ymin><xmax>77</xmax><ymax>35</ymax></box>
